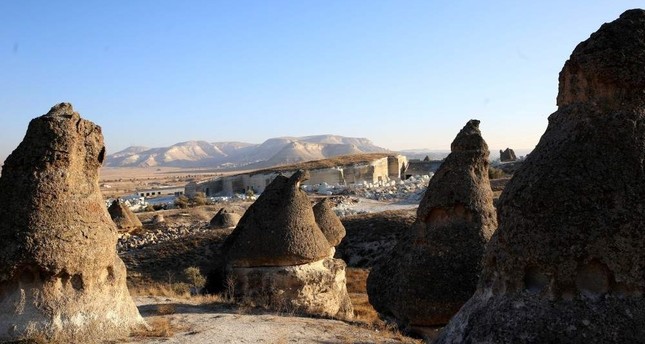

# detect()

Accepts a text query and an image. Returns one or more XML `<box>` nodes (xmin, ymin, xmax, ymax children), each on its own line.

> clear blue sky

<box><xmin>1</xmin><ymin>1</ymin><xmax>641</xmax><ymax>163</ymax></box>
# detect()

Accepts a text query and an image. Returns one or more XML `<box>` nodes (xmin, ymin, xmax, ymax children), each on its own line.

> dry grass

<box><xmin>130</xmin><ymin>318</ymin><xmax>175</xmax><ymax>338</ymax></box>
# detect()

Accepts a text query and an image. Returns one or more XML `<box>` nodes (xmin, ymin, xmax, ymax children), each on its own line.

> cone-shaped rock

<box><xmin>108</xmin><ymin>199</ymin><xmax>143</xmax><ymax>232</ymax></box>
<box><xmin>313</xmin><ymin>198</ymin><xmax>346</xmax><ymax>246</ymax></box>
<box><xmin>224</xmin><ymin>170</ymin><xmax>331</xmax><ymax>267</ymax></box>
<box><xmin>0</xmin><ymin>103</ymin><xmax>143</xmax><ymax>342</ymax></box>
<box><xmin>437</xmin><ymin>9</ymin><xmax>645</xmax><ymax>343</ymax></box>
<box><xmin>221</xmin><ymin>170</ymin><xmax>353</xmax><ymax>319</ymax></box>
<box><xmin>367</xmin><ymin>120</ymin><xmax>497</xmax><ymax>329</ymax></box>
<box><xmin>209</xmin><ymin>207</ymin><xmax>241</xmax><ymax>229</ymax></box>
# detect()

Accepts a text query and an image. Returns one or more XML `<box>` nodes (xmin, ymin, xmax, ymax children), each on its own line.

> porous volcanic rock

<box><xmin>437</xmin><ymin>9</ymin><xmax>645</xmax><ymax>344</ymax></box>
<box><xmin>313</xmin><ymin>198</ymin><xmax>346</xmax><ymax>246</ymax></box>
<box><xmin>224</xmin><ymin>170</ymin><xmax>331</xmax><ymax>268</ymax></box>
<box><xmin>499</xmin><ymin>147</ymin><xmax>517</xmax><ymax>162</ymax></box>
<box><xmin>209</xmin><ymin>208</ymin><xmax>241</xmax><ymax>229</ymax></box>
<box><xmin>108</xmin><ymin>199</ymin><xmax>143</xmax><ymax>232</ymax></box>
<box><xmin>0</xmin><ymin>103</ymin><xmax>143</xmax><ymax>342</ymax></box>
<box><xmin>221</xmin><ymin>170</ymin><xmax>353</xmax><ymax>319</ymax></box>
<box><xmin>367</xmin><ymin>119</ymin><xmax>497</xmax><ymax>329</ymax></box>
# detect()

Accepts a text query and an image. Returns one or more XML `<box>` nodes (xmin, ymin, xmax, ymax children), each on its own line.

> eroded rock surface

<box><xmin>220</xmin><ymin>170</ymin><xmax>353</xmax><ymax>319</ymax></box>
<box><xmin>367</xmin><ymin>120</ymin><xmax>497</xmax><ymax>329</ymax></box>
<box><xmin>499</xmin><ymin>148</ymin><xmax>517</xmax><ymax>162</ymax></box>
<box><xmin>109</xmin><ymin>199</ymin><xmax>143</xmax><ymax>233</ymax></box>
<box><xmin>224</xmin><ymin>170</ymin><xmax>331</xmax><ymax>268</ymax></box>
<box><xmin>313</xmin><ymin>198</ymin><xmax>346</xmax><ymax>246</ymax></box>
<box><xmin>437</xmin><ymin>9</ymin><xmax>645</xmax><ymax>344</ymax></box>
<box><xmin>209</xmin><ymin>208</ymin><xmax>241</xmax><ymax>229</ymax></box>
<box><xmin>0</xmin><ymin>103</ymin><xmax>142</xmax><ymax>342</ymax></box>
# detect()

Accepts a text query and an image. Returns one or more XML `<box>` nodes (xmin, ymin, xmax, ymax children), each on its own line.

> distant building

<box><xmin>403</xmin><ymin>160</ymin><xmax>443</xmax><ymax>179</ymax></box>
<box><xmin>136</xmin><ymin>186</ymin><xmax>185</xmax><ymax>198</ymax></box>
<box><xmin>187</xmin><ymin>154</ymin><xmax>408</xmax><ymax>197</ymax></box>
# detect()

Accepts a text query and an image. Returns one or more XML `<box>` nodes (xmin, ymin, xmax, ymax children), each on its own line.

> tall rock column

<box><xmin>0</xmin><ymin>104</ymin><xmax>143</xmax><ymax>342</ymax></box>
<box><xmin>367</xmin><ymin>120</ymin><xmax>497</xmax><ymax>331</ymax></box>
<box><xmin>437</xmin><ymin>9</ymin><xmax>645</xmax><ymax>343</ymax></box>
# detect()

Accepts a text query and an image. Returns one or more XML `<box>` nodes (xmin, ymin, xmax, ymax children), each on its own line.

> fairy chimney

<box><xmin>224</xmin><ymin>170</ymin><xmax>331</xmax><ymax>267</ymax></box>
<box><xmin>221</xmin><ymin>170</ymin><xmax>353</xmax><ymax>319</ymax></box>
<box><xmin>437</xmin><ymin>9</ymin><xmax>645</xmax><ymax>343</ymax></box>
<box><xmin>312</xmin><ymin>198</ymin><xmax>346</xmax><ymax>247</ymax></box>
<box><xmin>367</xmin><ymin>120</ymin><xmax>497</xmax><ymax>330</ymax></box>
<box><xmin>0</xmin><ymin>103</ymin><xmax>143</xmax><ymax>342</ymax></box>
<box><xmin>209</xmin><ymin>208</ymin><xmax>241</xmax><ymax>229</ymax></box>
<box><xmin>108</xmin><ymin>199</ymin><xmax>143</xmax><ymax>232</ymax></box>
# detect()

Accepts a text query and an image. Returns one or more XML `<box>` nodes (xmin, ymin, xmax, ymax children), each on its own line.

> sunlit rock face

<box><xmin>437</xmin><ymin>9</ymin><xmax>645</xmax><ymax>344</ymax></box>
<box><xmin>221</xmin><ymin>170</ymin><xmax>353</xmax><ymax>320</ymax></box>
<box><xmin>0</xmin><ymin>103</ymin><xmax>143</xmax><ymax>342</ymax></box>
<box><xmin>209</xmin><ymin>207</ymin><xmax>241</xmax><ymax>229</ymax></box>
<box><xmin>367</xmin><ymin>120</ymin><xmax>497</xmax><ymax>329</ymax></box>
<box><xmin>109</xmin><ymin>199</ymin><xmax>143</xmax><ymax>233</ymax></box>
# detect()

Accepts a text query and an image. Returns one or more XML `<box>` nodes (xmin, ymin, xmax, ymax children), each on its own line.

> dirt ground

<box><xmin>121</xmin><ymin>206</ymin><xmax>422</xmax><ymax>344</ymax></box>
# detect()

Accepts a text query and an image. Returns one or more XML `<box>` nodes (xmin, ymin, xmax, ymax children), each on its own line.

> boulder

<box><xmin>437</xmin><ymin>9</ymin><xmax>645</xmax><ymax>344</ymax></box>
<box><xmin>0</xmin><ymin>103</ymin><xmax>143</xmax><ymax>342</ymax></box>
<box><xmin>152</xmin><ymin>213</ymin><xmax>165</xmax><ymax>225</ymax></box>
<box><xmin>367</xmin><ymin>120</ymin><xmax>497</xmax><ymax>329</ymax></box>
<box><xmin>209</xmin><ymin>208</ymin><xmax>241</xmax><ymax>229</ymax></box>
<box><xmin>108</xmin><ymin>199</ymin><xmax>143</xmax><ymax>232</ymax></box>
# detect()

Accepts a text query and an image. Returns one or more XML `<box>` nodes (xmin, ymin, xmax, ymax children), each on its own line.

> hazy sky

<box><xmin>1</xmin><ymin>1</ymin><xmax>641</xmax><ymax>163</ymax></box>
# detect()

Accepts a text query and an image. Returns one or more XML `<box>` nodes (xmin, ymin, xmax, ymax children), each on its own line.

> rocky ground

<box><xmin>126</xmin><ymin>296</ymin><xmax>420</xmax><ymax>344</ymax></box>
<box><xmin>120</xmin><ymin>201</ymin><xmax>420</xmax><ymax>343</ymax></box>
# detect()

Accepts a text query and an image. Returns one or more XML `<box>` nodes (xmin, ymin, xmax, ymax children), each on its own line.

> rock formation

<box><xmin>209</xmin><ymin>207</ymin><xmax>241</xmax><ymax>229</ymax></box>
<box><xmin>367</xmin><ymin>120</ymin><xmax>497</xmax><ymax>331</ymax></box>
<box><xmin>152</xmin><ymin>213</ymin><xmax>165</xmax><ymax>225</ymax></box>
<box><xmin>108</xmin><ymin>199</ymin><xmax>143</xmax><ymax>232</ymax></box>
<box><xmin>312</xmin><ymin>198</ymin><xmax>346</xmax><ymax>247</ymax></box>
<box><xmin>437</xmin><ymin>9</ymin><xmax>645</xmax><ymax>343</ymax></box>
<box><xmin>0</xmin><ymin>103</ymin><xmax>143</xmax><ymax>342</ymax></box>
<box><xmin>222</xmin><ymin>170</ymin><xmax>353</xmax><ymax>319</ymax></box>
<box><xmin>499</xmin><ymin>147</ymin><xmax>517</xmax><ymax>162</ymax></box>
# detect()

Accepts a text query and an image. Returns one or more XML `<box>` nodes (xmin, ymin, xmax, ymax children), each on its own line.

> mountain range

<box><xmin>104</xmin><ymin>135</ymin><xmax>391</xmax><ymax>168</ymax></box>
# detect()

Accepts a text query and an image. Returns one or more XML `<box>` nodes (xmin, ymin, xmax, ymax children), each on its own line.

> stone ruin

<box><xmin>437</xmin><ymin>9</ymin><xmax>645</xmax><ymax>343</ymax></box>
<box><xmin>209</xmin><ymin>207</ymin><xmax>241</xmax><ymax>229</ymax></box>
<box><xmin>108</xmin><ymin>199</ymin><xmax>143</xmax><ymax>233</ymax></box>
<box><xmin>499</xmin><ymin>147</ymin><xmax>517</xmax><ymax>162</ymax></box>
<box><xmin>220</xmin><ymin>170</ymin><xmax>353</xmax><ymax>319</ymax></box>
<box><xmin>0</xmin><ymin>104</ymin><xmax>143</xmax><ymax>342</ymax></box>
<box><xmin>367</xmin><ymin>120</ymin><xmax>497</xmax><ymax>332</ymax></box>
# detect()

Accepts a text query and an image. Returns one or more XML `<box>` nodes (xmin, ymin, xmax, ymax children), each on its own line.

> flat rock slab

<box><xmin>128</xmin><ymin>297</ymin><xmax>419</xmax><ymax>344</ymax></box>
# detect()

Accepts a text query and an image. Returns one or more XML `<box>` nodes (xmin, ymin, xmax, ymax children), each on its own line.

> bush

<box><xmin>184</xmin><ymin>266</ymin><xmax>206</xmax><ymax>290</ymax></box>
<box><xmin>488</xmin><ymin>166</ymin><xmax>506</xmax><ymax>179</ymax></box>
<box><xmin>190</xmin><ymin>192</ymin><xmax>207</xmax><ymax>206</ymax></box>
<box><xmin>174</xmin><ymin>195</ymin><xmax>189</xmax><ymax>209</ymax></box>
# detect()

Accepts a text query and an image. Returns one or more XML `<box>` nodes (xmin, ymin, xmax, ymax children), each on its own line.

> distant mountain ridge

<box><xmin>104</xmin><ymin>135</ymin><xmax>390</xmax><ymax>168</ymax></box>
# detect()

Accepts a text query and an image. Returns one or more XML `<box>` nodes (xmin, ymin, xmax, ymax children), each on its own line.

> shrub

<box><xmin>488</xmin><ymin>166</ymin><xmax>506</xmax><ymax>179</ymax></box>
<box><xmin>184</xmin><ymin>266</ymin><xmax>206</xmax><ymax>290</ymax></box>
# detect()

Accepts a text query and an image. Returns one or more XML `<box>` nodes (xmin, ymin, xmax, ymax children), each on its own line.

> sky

<box><xmin>0</xmin><ymin>1</ymin><xmax>641</xmax><ymax>163</ymax></box>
